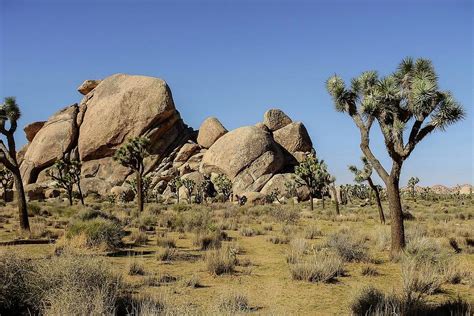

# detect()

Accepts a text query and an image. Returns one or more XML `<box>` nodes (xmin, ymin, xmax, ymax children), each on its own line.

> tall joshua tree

<box><xmin>113</xmin><ymin>137</ymin><xmax>150</xmax><ymax>213</ymax></box>
<box><xmin>349</xmin><ymin>156</ymin><xmax>385</xmax><ymax>224</ymax></box>
<box><xmin>0</xmin><ymin>97</ymin><xmax>30</xmax><ymax>231</ymax></box>
<box><xmin>407</xmin><ymin>176</ymin><xmax>419</xmax><ymax>201</ymax></box>
<box><xmin>327</xmin><ymin>58</ymin><xmax>465</xmax><ymax>256</ymax></box>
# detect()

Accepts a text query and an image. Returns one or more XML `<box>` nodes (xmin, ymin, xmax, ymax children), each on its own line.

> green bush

<box><xmin>66</xmin><ymin>218</ymin><xmax>124</xmax><ymax>249</ymax></box>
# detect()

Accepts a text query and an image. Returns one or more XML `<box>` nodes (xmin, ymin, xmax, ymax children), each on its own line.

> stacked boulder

<box><xmin>18</xmin><ymin>73</ymin><xmax>314</xmax><ymax>201</ymax></box>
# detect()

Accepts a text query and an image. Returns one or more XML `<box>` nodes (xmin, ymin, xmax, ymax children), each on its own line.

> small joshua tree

<box><xmin>213</xmin><ymin>173</ymin><xmax>232</xmax><ymax>202</ymax></box>
<box><xmin>0</xmin><ymin>97</ymin><xmax>29</xmax><ymax>231</ymax></box>
<box><xmin>284</xmin><ymin>178</ymin><xmax>299</xmax><ymax>201</ymax></box>
<box><xmin>328</xmin><ymin>176</ymin><xmax>340</xmax><ymax>215</ymax></box>
<box><xmin>47</xmin><ymin>155</ymin><xmax>84</xmax><ymax>205</ymax></box>
<box><xmin>113</xmin><ymin>136</ymin><xmax>150</xmax><ymax>213</ymax></box>
<box><xmin>0</xmin><ymin>166</ymin><xmax>13</xmax><ymax>202</ymax></box>
<box><xmin>407</xmin><ymin>176</ymin><xmax>420</xmax><ymax>201</ymax></box>
<box><xmin>349</xmin><ymin>156</ymin><xmax>385</xmax><ymax>224</ymax></box>
<box><xmin>294</xmin><ymin>152</ymin><xmax>331</xmax><ymax>211</ymax></box>
<box><xmin>168</xmin><ymin>176</ymin><xmax>182</xmax><ymax>204</ymax></box>
<box><xmin>327</xmin><ymin>57</ymin><xmax>465</xmax><ymax>256</ymax></box>
<box><xmin>181</xmin><ymin>178</ymin><xmax>195</xmax><ymax>204</ymax></box>
<box><xmin>126</xmin><ymin>175</ymin><xmax>152</xmax><ymax>203</ymax></box>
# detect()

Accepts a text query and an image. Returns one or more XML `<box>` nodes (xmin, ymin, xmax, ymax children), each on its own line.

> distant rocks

<box><xmin>263</xmin><ymin>109</ymin><xmax>292</xmax><ymax>131</ymax></box>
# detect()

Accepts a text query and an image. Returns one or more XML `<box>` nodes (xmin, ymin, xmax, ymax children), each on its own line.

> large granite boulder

<box><xmin>20</xmin><ymin>105</ymin><xmax>79</xmax><ymax>184</ymax></box>
<box><xmin>200</xmin><ymin>126</ymin><xmax>285</xmax><ymax>194</ymax></box>
<box><xmin>197</xmin><ymin>117</ymin><xmax>227</xmax><ymax>148</ymax></box>
<box><xmin>260</xmin><ymin>173</ymin><xmax>310</xmax><ymax>201</ymax></box>
<box><xmin>273</xmin><ymin>122</ymin><xmax>312</xmax><ymax>154</ymax></box>
<box><xmin>263</xmin><ymin>109</ymin><xmax>292</xmax><ymax>131</ymax></box>
<box><xmin>78</xmin><ymin>74</ymin><xmax>184</xmax><ymax>161</ymax></box>
<box><xmin>24</xmin><ymin>121</ymin><xmax>46</xmax><ymax>142</ymax></box>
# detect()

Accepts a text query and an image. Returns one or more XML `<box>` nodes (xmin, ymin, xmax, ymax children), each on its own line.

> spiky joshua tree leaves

<box><xmin>326</xmin><ymin>58</ymin><xmax>465</xmax><ymax>257</ymax></box>
<box><xmin>294</xmin><ymin>152</ymin><xmax>331</xmax><ymax>211</ymax></box>
<box><xmin>407</xmin><ymin>176</ymin><xmax>420</xmax><ymax>201</ymax></box>
<box><xmin>113</xmin><ymin>136</ymin><xmax>150</xmax><ymax>213</ymax></box>
<box><xmin>213</xmin><ymin>174</ymin><xmax>232</xmax><ymax>202</ymax></box>
<box><xmin>181</xmin><ymin>178</ymin><xmax>195</xmax><ymax>204</ymax></box>
<box><xmin>0</xmin><ymin>97</ymin><xmax>30</xmax><ymax>231</ymax></box>
<box><xmin>349</xmin><ymin>156</ymin><xmax>386</xmax><ymax>224</ymax></box>
<box><xmin>47</xmin><ymin>155</ymin><xmax>84</xmax><ymax>205</ymax></box>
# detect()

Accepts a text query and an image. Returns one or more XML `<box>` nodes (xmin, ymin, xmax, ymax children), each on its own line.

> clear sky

<box><xmin>1</xmin><ymin>0</ymin><xmax>472</xmax><ymax>186</ymax></box>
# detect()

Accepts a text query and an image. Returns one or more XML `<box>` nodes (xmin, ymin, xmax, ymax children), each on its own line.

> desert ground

<box><xmin>1</xmin><ymin>194</ymin><xmax>472</xmax><ymax>315</ymax></box>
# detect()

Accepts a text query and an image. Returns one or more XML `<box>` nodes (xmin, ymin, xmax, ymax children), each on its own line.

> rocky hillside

<box><xmin>18</xmin><ymin>74</ymin><xmax>313</xmax><ymax>201</ymax></box>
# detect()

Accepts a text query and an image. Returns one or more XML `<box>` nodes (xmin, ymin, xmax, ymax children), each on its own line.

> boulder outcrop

<box><xmin>18</xmin><ymin>74</ymin><xmax>315</xmax><ymax>201</ymax></box>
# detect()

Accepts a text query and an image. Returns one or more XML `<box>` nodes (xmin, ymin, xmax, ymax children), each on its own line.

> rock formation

<box><xmin>18</xmin><ymin>73</ymin><xmax>315</xmax><ymax>201</ymax></box>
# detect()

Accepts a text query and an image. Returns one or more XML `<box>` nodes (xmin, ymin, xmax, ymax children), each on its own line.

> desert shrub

<box><xmin>128</xmin><ymin>260</ymin><xmax>146</xmax><ymax>276</ymax></box>
<box><xmin>289</xmin><ymin>251</ymin><xmax>344</xmax><ymax>283</ymax></box>
<box><xmin>0</xmin><ymin>251</ymin><xmax>35</xmax><ymax>314</ymax></box>
<box><xmin>28</xmin><ymin>203</ymin><xmax>42</xmax><ymax>216</ymax></box>
<box><xmin>270</xmin><ymin>206</ymin><xmax>300</xmax><ymax>224</ymax></box>
<box><xmin>404</xmin><ymin>236</ymin><xmax>445</xmax><ymax>264</ymax></box>
<box><xmin>206</xmin><ymin>245</ymin><xmax>237</xmax><ymax>275</ymax></box>
<box><xmin>217</xmin><ymin>293</ymin><xmax>251</xmax><ymax>313</ymax></box>
<box><xmin>286</xmin><ymin>238</ymin><xmax>308</xmax><ymax>264</ymax></box>
<box><xmin>239</xmin><ymin>226</ymin><xmax>262</xmax><ymax>237</ymax></box>
<box><xmin>361</xmin><ymin>265</ymin><xmax>379</xmax><ymax>276</ymax></box>
<box><xmin>325</xmin><ymin>229</ymin><xmax>369</xmax><ymax>262</ymax></box>
<box><xmin>31</xmin><ymin>255</ymin><xmax>124</xmax><ymax>315</ymax></box>
<box><xmin>66</xmin><ymin>218</ymin><xmax>124</xmax><ymax>250</ymax></box>
<box><xmin>183</xmin><ymin>274</ymin><xmax>202</xmax><ymax>288</ymax></box>
<box><xmin>123</xmin><ymin>295</ymin><xmax>169</xmax><ymax>315</ymax></box>
<box><xmin>401</xmin><ymin>257</ymin><xmax>443</xmax><ymax>298</ymax></box>
<box><xmin>131</xmin><ymin>230</ymin><xmax>148</xmax><ymax>245</ymax></box>
<box><xmin>193</xmin><ymin>230</ymin><xmax>223</xmax><ymax>250</ymax></box>
<box><xmin>75</xmin><ymin>208</ymin><xmax>120</xmax><ymax>223</ymax></box>
<box><xmin>303</xmin><ymin>225</ymin><xmax>323</xmax><ymax>239</ymax></box>
<box><xmin>156</xmin><ymin>235</ymin><xmax>176</xmax><ymax>248</ymax></box>
<box><xmin>350</xmin><ymin>286</ymin><xmax>385</xmax><ymax>315</ymax></box>
<box><xmin>156</xmin><ymin>247</ymin><xmax>178</xmax><ymax>262</ymax></box>
<box><xmin>266</xmin><ymin>235</ymin><xmax>290</xmax><ymax>244</ymax></box>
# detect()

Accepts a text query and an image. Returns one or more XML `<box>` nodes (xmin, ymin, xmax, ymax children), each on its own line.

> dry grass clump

<box><xmin>361</xmin><ymin>265</ymin><xmax>379</xmax><ymax>276</ymax></box>
<box><xmin>193</xmin><ymin>230</ymin><xmax>224</xmax><ymax>250</ymax></box>
<box><xmin>217</xmin><ymin>292</ymin><xmax>251</xmax><ymax>313</ymax></box>
<box><xmin>286</xmin><ymin>238</ymin><xmax>308</xmax><ymax>264</ymax></box>
<box><xmin>325</xmin><ymin>229</ymin><xmax>370</xmax><ymax>262</ymax></box>
<box><xmin>65</xmin><ymin>217</ymin><xmax>125</xmax><ymax>250</ymax></box>
<box><xmin>206</xmin><ymin>245</ymin><xmax>238</xmax><ymax>275</ymax></box>
<box><xmin>266</xmin><ymin>235</ymin><xmax>290</xmax><ymax>244</ymax></box>
<box><xmin>289</xmin><ymin>251</ymin><xmax>344</xmax><ymax>283</ymax></box>
<box><xmin>156</xmin><ymin>235</ymin><xmax>177</xmax><ymax>248</ymax></box>
<box><xmin>156</xmin><ymin>247</ymin><xmax>178</xmax><ymax>262</ymax></box>
<box><xmin>131</xmin><ymin>230</ymin><xmax>148</xmax><ymax>246</ymax></box>
<box><xmin>239</xmin><ymin>226</ymin><xmax>263</xmax><ymax>237</ymax></box>
<box><xmin>128</xmin><ymin>260</ymin><xmax>146</xmax><ymax>276</ymax></box>
<box><xmin>303</xmin><ymin>225</ymin><xmax>323</xmax><ymax>239</ymax></box>
<box><xmin>182</xmin><ymin>274</ymin><xmax>202</xmax><ymax>288</ymax></box>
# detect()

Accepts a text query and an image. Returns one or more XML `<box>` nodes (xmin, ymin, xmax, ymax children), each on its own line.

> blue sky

<box><xmin>1</xmin><ymin>0</ymin><xmax>472</xmax><ymax>186</ymax></box>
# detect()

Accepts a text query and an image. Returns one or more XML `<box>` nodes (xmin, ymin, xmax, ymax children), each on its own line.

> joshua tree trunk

<box><xmin>321</xmin><ymin>195</ymin><xmax>325</xmax><ymax>209</ymax></box>
<box><xmin>385</xmin><ymin>168</ymin><xmax>405</xmax><ymax>257</ymax></box>
<box><xmin>309</xmin><ymin>192</ymin><xmax>314</xmax><ymax>211</ymax></box>
<box><xmin>136</xmin><ymin>171</ymin><xmax>143</xmax><ymax>213</ymax></box>
<box><xmin>367</xmin><ymin>177</ymin><xmax>385</xmax><ymax>224</ymax></box>
<box><xmin>12</xmin><ymin>168</ymin><xmax>30</xmax><ymax>231</ymax></box>
<box><xmin>330</xmin><ymin>185</ymin><xmax>340</xmax><ymax>215</ymax></box>
<box><xmin>67</xmin><ymin>189</ymin><xmax>73</xmax><ymax>206</ymax></box>
<box><xmin>77</xmin><ymin>181</ymin><xmax>84</xmax><ymax>205</ymax></box>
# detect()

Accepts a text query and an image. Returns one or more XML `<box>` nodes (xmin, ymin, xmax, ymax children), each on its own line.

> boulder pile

<box><xmin>18</xmin><ymin>73</ymin><xmax>314</xmax><ymax>201</ymax></box>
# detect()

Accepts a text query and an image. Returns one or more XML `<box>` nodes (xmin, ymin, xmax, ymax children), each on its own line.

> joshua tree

<box><xmin>181</xmin><ymin>178</ymin><xmax>195</xmax><ymax>204</ymax></box>
<box><xmin>0</xmin><ymin>97</ymin><xmax>30</xmax><ymax>231</ymax></box>
<box><xmin>168</xmin><ymin>176</ymin><xmax>182</xmax><ymax>204</ymax></box>
<box><xmin>294</xmin><ymin>152</ymin><xmax>331</xmax><ymax>211</ymax></box>
<box><xmin>0</xmin><ymin>166</ymin><xmax>13</xmax><ymax>202</ymax></box>
<box><xmin>113</xmin><ymin>136</ymin><xmax>150</xmax><ymax>213</ymax></box>
<box><xmin>213</xmin><ymin>174</ymin><xmax>232</xmax><ymax>202</ymax></box>
<box><xmin>126</xmin><ymin>175</ymin><xmax>152</xmax><ymax>203</ymax></box>
<box><xmin>407</xmin><ymin>176</ymin><xmax>420</xmax><ymax>201</ymax></box>
<box><xmin>327</xmin><ymin>57</ymin><xmax>465</xmax><ymax>256</ymax></box>
<box><xmin>47</xmin><ymin>155</ymin><xmax>83</xmax><ymax>205</ymax></box>
<box><xmin>328</xmin><ymin>177</ymin><xmax>340</xmax><ymax>215</ymax></box>
<box><xmin>349</xmin><ymin>156</ymin><xmax>385</xmax><ymax>224</ymax></box>
<box><xmin>284</xmin><ymin>178</ymin><xmax>299</xmax><ymax>201</ymax></box>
